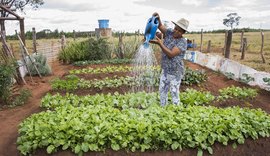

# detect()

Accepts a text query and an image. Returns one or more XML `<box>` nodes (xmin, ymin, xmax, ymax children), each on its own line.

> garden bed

<box><xmin>0</xmin><ymin>61</ymin><xmax>269</xmax><ymax>156</ymax></box>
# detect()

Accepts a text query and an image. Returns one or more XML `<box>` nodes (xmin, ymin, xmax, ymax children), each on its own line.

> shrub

<box><xmin>87</xmin><ymin>38</ymin><xmax>111</xmax><ymax>60</ymax></box>
<box><xmin>182</xmin><ymin>68</ymin><xmax>207</xmax><ymax>85</ymax></box>
<box><xmin>0</xmin><ymin>62</ymin><xmax>15</xmax><ymax>104</ymax></box>
<box><xmin>0</xmin><ymin>61</ymin><xmax>32</xmax><ymax>107</ymax></box>
<box><xmin>27</xmin><ymin>53</ymin><xmax>52</xmax><ymax>76</ymax></box>
<box><xmin>58</xmin><ymin>38</ymin><xmax>112</xmax><ymax>63</ymax></box>
<box><xmin>58</xmin><ymin>40</ymin><xmax>89</xmax><ymax>63</ymax></box>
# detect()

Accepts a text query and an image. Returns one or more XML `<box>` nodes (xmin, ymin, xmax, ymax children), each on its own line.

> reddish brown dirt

<box><xmin>0</xmin><ymin>61</ymin><xmax>269</xmax><ymax>156</ymax></box>
<box><xmin>0</xmin><ymin>62</ymin><xmax>73</xmax><ymax>156</ymax></box>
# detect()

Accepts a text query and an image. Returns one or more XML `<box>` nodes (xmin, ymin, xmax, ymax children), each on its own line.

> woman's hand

<box><xmin>149</xmin><ymin>33</ymin><xmax>163</xmax><ymax>46</ymax></box>
<box><xmin>152</xmin><ymin>12</ymin><xmax>159</xmax><ymax>18</ymax></box>
<box><xmin>152</xmin><ymin>12</ymin><xmax>162</xmax><ymax>27</ymax></box>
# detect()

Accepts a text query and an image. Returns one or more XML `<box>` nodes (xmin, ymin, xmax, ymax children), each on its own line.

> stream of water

<box><xmin>131</xmin><ymin>44</ymin><xmax>158</xmax><ymax>92</ymax></box>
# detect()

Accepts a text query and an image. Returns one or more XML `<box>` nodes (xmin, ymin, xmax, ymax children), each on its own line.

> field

<box><xmin>185</xmin><ymin>31</ymin><xmax>270</xmax><ymax>72</ymax></box>
<box><xmin>0</xmin><ymin>55</ymin><xmax>269</xmax><ymax>156</ymax></box>
<box><xmin>6</xmin><ymin>31</ymin><xmax>270</xmax><ymax>72</ymax></box>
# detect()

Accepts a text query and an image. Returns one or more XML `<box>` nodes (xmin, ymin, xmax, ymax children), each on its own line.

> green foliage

<box><xmin>41</xmin><ymin>89</ymin><xmax>214</xmax><ymax>110</ymax></box>
<box><xmin>223</xmin><ymin>13</ymin><xmax>241</xmax><ymax>30</ymax></box>
<box><xmin>41</xmin><ymin>92</ymin><xmax>158</xmax><ymax>109</ymax></box>
<box><xmin>113</xmin><ymin>35</ymin><xmax>141</xmax><ymax>59</ymax></box>
<box><xmin>58</xmin><ymin>38</ymin><xmax>112</xmax><ymax>63</ymax></box>
<box><xmin>18</xmin><ymin>97</ymin><xmax>270</xmax><ymax>155</ymax></box>
<box><xmin>58</xmin><ymin>40</ymin><xmax>90</xmax><ymax>63</ymax></box>
<box><xmin>51</xmin><ymin>72</ymin><xmax>207</xmax><ymax>91</ymax></box>
<box><xmin>0</xmin><ymin>62</ymin><xmax>15</xmax><ymax>104</ymax></box>
<box><xmin>52</xmin><ymin>66</ymin><xmax>208</xmax><ymax>91</ymax></box>
<box><xmin>0</xmin><ymin>0</ymin><xmax>44</xmax><ymax>14</ymax></box>
<box><xmin>51</xmin><ymin>75</ymin><xmax>136</xmax><ymax>91</ymax></box>
<box><xmin>87</xmin><ymin>38</ymin><xmax>112</xmax><ymax>60</ymax></box>
<box><xmin>180</xmin><ymin>89</ymin><xmax>215</xmax><ymax>107</ymax></box>
<box><xmin>51</xmin><ymin>75</ymin><xmax>82</xmax><ymax>91</ymax></box>
<box><xmin>182</xmin><ymin>68</ymin><xmax>207</xmax><ymax>85</ymax></box>
<box><xmin>217</xmin><ymin>86</ymin><xmax>258</xmax><ymax>101</ymax></box>
<box><xmin>69</xmin><ymin>65</ymin><xmax>133</xmax><ymax>74</ymax></box>
<box><xmin>0</xmin><ymin>62</ymin><xmax>31</xmax><ymax>107</ymax></box>
<box><xmin>73</xmin><ymin>59</ymin><xmax>132</xmax><ymax>66</ymax></box>
<box><xmin>27</xmin><ymin>53</ymin><xmax>52</xmax><ymax>76</ymax></box>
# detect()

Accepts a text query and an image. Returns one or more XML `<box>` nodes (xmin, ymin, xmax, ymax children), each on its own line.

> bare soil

<box><xmin>0</xmin><ymin>61</ymin><xmax>269</xmax><ymax>156</ymax></box>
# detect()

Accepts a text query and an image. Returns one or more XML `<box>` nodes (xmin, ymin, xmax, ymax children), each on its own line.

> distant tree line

<box><xmin>6</xmin><ymin>29</ymin><xmax>140</xmax><ymax>40</ymax></box>
<box><xmin>5</xmin><ymin>28</ymin><xmax>270</xmax><ymax>40</ymax></box>
<box><xmin>6</xmin><ymin>29</ymin><xmax>93</xmax><ymax>40</ymax></box>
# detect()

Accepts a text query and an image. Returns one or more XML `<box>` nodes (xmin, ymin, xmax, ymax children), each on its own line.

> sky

<box><xmin>5</xmin><ymin>0</ymin><xmax>270</xmax><ymax>35</ymax></box>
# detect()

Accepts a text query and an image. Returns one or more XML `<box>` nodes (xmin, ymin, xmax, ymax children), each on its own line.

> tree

<box><xmin>223</xmin><ymin>13</ymin><xmax>241</xmax><ymax>30</ymax></box>
<box><xmin>0</xmin><ymin>0</ymin><xmax>44</xmax><ymax>32</ymax></box>
<box><xmin>223</xmin><ymin>13</ymin><xmax>241</xmax><ymax>59</ymax></box>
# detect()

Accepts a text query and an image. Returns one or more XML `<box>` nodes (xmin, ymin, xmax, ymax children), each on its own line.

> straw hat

<box><xmin>172</xmin><ymin>18</ymin><xmax>189</xmax><ymax>32</ymax></box>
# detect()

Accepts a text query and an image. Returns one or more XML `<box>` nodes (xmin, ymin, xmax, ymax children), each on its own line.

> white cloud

<box><xmin>231</xmin><ymin>0</ymin><xmax>256</xmax><ymax>7</ymax></box>
<box><xmin>182</xmin><ymin>0</ymin><xmax>202</xmax><ymax>7</ymax></box>
<box><xmin>4</xmin><ymin>0</ymin><xmax>270</xmax><ymax>35</ymax></box>
<box><xmin>211</xmin><ymin>6</ymin><xmax>238</xmax><ymax>12</ymax></box>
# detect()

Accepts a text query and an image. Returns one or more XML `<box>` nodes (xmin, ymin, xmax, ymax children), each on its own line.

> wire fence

<box><xmin>36</xmin><ymin>41</ymin><xmax>62</xmax><ymax>63</ymax></box>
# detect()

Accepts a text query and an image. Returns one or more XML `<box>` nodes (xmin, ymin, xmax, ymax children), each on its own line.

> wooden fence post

<box><xmin>241</xmin><ymin>38</ymin><xmax>247</xmax><ymax>60</ymax></box>
<box><xmin>73</xmin><ymin>30</ymin><xmax>76</xmax><ymax>41</ymax></box>
<box><xmin>225</xmin><ymin>30</ymin><xmax>232</xmax><ymax>58</ymax></box>
<box><xmin>19</xmin><ymin>19</ymin><xmax>26</xmax><ymax>46</ymax></box>
<box><xmin>61</xmin><ymin>35</ymin><xmax>66</xmax><ymax>50</ymax></box>
<box><xmin>239</xmin><ymin>30</ymin><xmax>244</xmax><ymax>52</ymax></box>
<box><xmin>223</xmin><ymin>31</ymin><xmax>228</xmax><ymax>55</ymax></box>
<box><xmin>200</xmin><ymin>29</ymin><xmax>203</xmax><ymax>52</ymax></box>
<box><xmin>119</xmin><ymin>32</ymin><xmax>124</xmax><ymax>59</ymax></box>
<box><xmin>1</xmin><ymin>32</ymin><xmax>25</xmax><ymax>84</ymax></box>
<box><xmin>10</xmin><ymin>43</ymin><xmax>14</xmax><ymax>56</ymax></box>
<box><xmin>207</xmin><ymin>40</ymin><xmax>211</xmax><ymax>53</ymax></box>
<box><xmin>260</xmin><ymin>31</ymin><xmax>266</xmax><ymax>63</ymax></box>
<box><xmin>244</xmin><ymin>38</ymin><xmax>247</xmax><ymax>51</ymax></box>
<box><xmin>137</xmin><ymin>29</ymin><xmax>140</xmax><ymax>42</ymax></box>
<box><xmin>51</xmin><ymin>41</ymin><xmax>54</xmax><ymax>62</ymax></box>
<box><xmin>32</xmin><ymin>27</ymin><xmax>37</xmax><ymax>53</ymax></box>
<box><xmin>192</xmin><ymin>39</ymin><xmax>195</xmax><ymax>51</ymax></box>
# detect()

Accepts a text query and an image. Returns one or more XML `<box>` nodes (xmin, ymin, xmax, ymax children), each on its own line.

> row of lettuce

<box><xmin>51</xmin><ymin>66</ymin><xmax>207</xmax><ymax>91</ymax></box>
<box><xmin>41</xmin><ymin>87</ymin><xmax>257</xmax><ymax>110</ymax></box>
<box><xmin>17</xmin><ymin>64</ymin><xmax>269</xmax><ymax>156</ymax></box>
<box><xmin>18</xmin><ymin>90</ymin><xmax>269</xmax><ymax>156</ymax></box>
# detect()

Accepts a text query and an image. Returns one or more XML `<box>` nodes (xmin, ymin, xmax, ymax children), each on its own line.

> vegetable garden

<box><xmin>0</xmin><ymin>38</ymin><xmax>270</xmax><ymax>156</ymax></box>
<box><xmin>1</xmin><ymin>59</ymin><xmax>267</xmax><ymax>156</ymax></box>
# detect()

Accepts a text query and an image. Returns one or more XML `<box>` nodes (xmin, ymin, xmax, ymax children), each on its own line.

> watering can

<box><xmin>143</xmin><ymin>16</ymin><xmax>159</xmax><ymax>48</ymax></box>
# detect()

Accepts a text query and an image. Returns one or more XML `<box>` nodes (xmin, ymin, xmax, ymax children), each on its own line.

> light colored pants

<box><xmin>159</xmin><ymin>71</ymin><xmax>182</xmax><ymax>106</ymax></box>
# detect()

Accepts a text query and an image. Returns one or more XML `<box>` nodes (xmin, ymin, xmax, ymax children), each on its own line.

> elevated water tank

<box><xmin>98</xmin><ymin>19</ymin><xmax>109</xmax><ymax>28</ymax></box>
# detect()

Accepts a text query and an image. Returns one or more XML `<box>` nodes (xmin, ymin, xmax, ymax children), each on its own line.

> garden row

<box><xmin>17</xmin><ymin>89</ymin><xmax>269</xmax><ymax>156</ymax></box>
<box><xmin>51</xmin><ymin>66</ymin><xmax>207</xmax><ymax>91</ymax></box>
<box><xmin>42</xmin><ymin>86</ymin><xmax>258</xmax><ymax>110</ymax></box>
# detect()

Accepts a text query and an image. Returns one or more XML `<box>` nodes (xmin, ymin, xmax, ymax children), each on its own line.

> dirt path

<box><xmin>0</xmin><ymin>61</ymin><xmax>71</xmax><ymax>156</ymax></box>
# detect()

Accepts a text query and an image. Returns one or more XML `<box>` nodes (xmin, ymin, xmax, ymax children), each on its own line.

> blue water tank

<box><xmin>98</xmin><ymin>19</ymin><xmax>109</xmax><ymax>28</ymax></box>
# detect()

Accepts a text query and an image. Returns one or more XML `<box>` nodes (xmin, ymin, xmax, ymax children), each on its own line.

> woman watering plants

<box><xmin>149</xmin><ymin>12</ymin><xmax>189</xmax><ymax>106</ymax></box>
